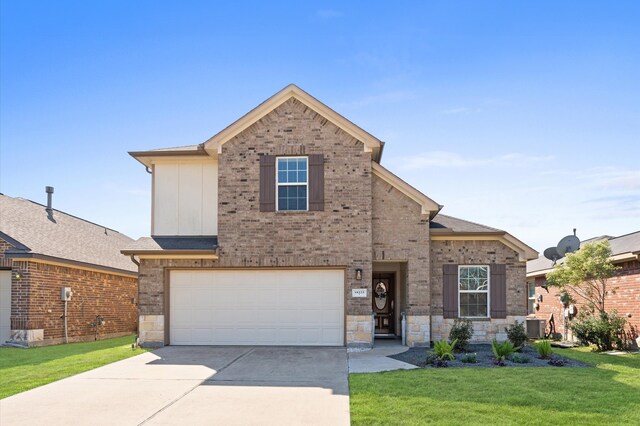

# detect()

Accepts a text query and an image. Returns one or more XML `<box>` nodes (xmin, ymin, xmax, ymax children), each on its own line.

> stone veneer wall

<box><xmin>430</xmin><ymin>239</ymin><xmax>527</xmax><ymax>342</ymax></box>
<box><xmin>139</xmin><ymin>98</ymin><xmax>374</xmax><ymax>346</ymax></box>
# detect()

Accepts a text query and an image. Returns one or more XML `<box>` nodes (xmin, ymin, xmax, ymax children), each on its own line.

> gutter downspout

<box><xmin>129</xmin><ymin>255</ymin><xmax>140</xmax><ymax>267</ymax></box>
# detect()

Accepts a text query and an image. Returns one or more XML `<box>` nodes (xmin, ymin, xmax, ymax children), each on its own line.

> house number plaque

<box><xmin>352</xmin><ymin>289</ymin><xmax>368</xmax><ymax>298</ymax></box>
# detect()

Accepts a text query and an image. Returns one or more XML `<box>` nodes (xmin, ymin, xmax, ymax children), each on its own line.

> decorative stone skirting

<box><xmin>431</xmin><ymin>315</ymin><xmax>526</xmax><ymax>343</ymax></box>
<box><xmin>347</xmin><ymin>315</ymin><xmax>373</xmax><ymax>348</ymax></box>
<box><xmin>10</xmin><ymin>328</ymin><xmax>43</xmax><ymax>345</ymax></box>
<box><xmin>139</xmin><ymin>315</ymin><xmax>165</xmax><ymax>346</ymax></box>
<box><xmin>406</xmin><ymin>315</ymin><xmax>430</xmax><ymax>347</ymax></box>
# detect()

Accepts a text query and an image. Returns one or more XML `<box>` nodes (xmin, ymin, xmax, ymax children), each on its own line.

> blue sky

<box><xmin>1</xmin><ymin>1</ymin><xmax>638</xmax><ymax>252</ymax></box>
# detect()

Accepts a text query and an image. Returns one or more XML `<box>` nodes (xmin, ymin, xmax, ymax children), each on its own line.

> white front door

<box><xmin>170</xmin><ymin>269</ymin><xmax>344</xmax><ymax>346</ymax></box>
<box><xmin>0</xmin><ymin>271</ymin><xmax>11</xmax><ymax>344</ymax></box>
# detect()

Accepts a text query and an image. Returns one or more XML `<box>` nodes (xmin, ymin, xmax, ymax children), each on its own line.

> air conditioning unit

<box><xmin>526</xmin><ymin>319</ymin><xmax>545</xmax><ymax>339</ymax></box>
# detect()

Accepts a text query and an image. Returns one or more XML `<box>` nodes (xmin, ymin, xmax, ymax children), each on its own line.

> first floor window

<box><xmin>276</xmin><ymin>157</ymin><xmax>308</xmax><ymax>211</ymax></box>
<box><xmin>459</xmin><ymin>265</ymin><xmax>489</xmax><ymax>317</ymax></box>
<box><xmin>527</xmin><ymin>281</ymin><xmax>536</xmax><ymax>314</ymax></box>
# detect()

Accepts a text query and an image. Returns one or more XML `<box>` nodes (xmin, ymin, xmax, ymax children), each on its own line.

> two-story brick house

<box><xmin>122</xmin><ymin>85</ymin><xmax>537</xmax><ymax>348</ymax></box>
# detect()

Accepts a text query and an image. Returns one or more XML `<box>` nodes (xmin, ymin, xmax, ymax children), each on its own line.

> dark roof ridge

<box><xmin>435</xmin><ymin>213</ymin><xmax>503</xmax><ymax>232</ymax></box>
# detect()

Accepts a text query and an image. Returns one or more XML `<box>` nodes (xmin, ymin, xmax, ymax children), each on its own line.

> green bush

<box><xmin>460</xmin><ymin>353</ymin><xmax>477</xmax><ymax>363</ymax></box>
<box><xmin>570</xmin><ymin>312</ymin><xmax>627</xmax><ymax>351</ymax></box>
<box><xmin>491</xmin><ymin>339</ymin><xmax>519</xmax><ymax>362</ymax></box>
<box><xmin>510</xmin><ymin>353</ymin><xmax>530</xmax><ymax>364</ymax></box>
<box><xmin>449</xmin><ymin>319</ymin><xmax>473</xmax><ymax>351</ymax></box>
<box><xmin>505</xmin><ymin>321</ymin><xmax>528</xmax><ymax>349</ymax></box>
<box><xmin>433</xmin><ymin>339</ymin><xmax>457</xmax><ymax>360</ymax></box>
<box><xmin>535</xmin><ymin>340</ymin><xmax>553</xmax><ymax>359</ymax></box>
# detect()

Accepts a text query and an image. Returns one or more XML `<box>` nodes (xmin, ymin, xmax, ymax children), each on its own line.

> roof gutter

<box><xmin>3</xmin><ymin>251</ymin><xmax>138</xmax><ymax>277</ymax></box>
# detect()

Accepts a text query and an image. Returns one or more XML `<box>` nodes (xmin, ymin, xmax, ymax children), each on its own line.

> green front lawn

<box><xmin>350</xmin><ymin>348</ymin><xmax>640</xmax><ymax>425</ymax></box>
<box><xmin>0</xmin><ymin>335</ymin><xmax>147</xmax><ymax>399</ymax></box>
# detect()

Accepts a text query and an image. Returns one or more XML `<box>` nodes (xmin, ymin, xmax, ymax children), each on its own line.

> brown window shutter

<box><xmin>308</xmin><ymin>154</ymin><xmax>324</xmax><ymax>211</ymax></box>
<box><xmin>443</xmin><ymin>264</ymin><xmax>458</xmax><ymax>318</ymax></box>
<box><xmin>490</xmin><ymin>264</ymin><xmax>507</xmax><ymax>318</ymax></box>
<box><xmin>259</xmin><ymin>155</ymin><xmax>275</xmax><ymax>212</ymax></box>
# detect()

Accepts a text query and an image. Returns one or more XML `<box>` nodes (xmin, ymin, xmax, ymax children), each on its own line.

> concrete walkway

<box><xmin>0</xmin><ymin>346</ymin><xmax>349</xmax><ymax>426</ymax></box>
<box><xmin>348</xmin><ymin>339</ymin><xmax>418</xmax><ymax>373</ymax></box>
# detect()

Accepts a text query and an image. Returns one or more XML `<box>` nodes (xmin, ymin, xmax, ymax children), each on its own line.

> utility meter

<box><xmin>61</xmin><ymin>287</ymin><xmax>72</xmax><ymax>301</ymax></box>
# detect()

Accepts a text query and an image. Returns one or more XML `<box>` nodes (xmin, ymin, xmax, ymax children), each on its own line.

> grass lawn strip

<box><xmin>0</xmin><ymin>335</ymin><xmax>147</xmax><ymax>399</ymax></box>
<box><xmin>349</xmin><ymin>347</ymin><xmax>640</xmax><ymax>425</ymax></box>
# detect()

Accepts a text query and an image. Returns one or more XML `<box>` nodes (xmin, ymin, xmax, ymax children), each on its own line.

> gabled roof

<box><xmin>372</xmin><ymin>162</ymin><xmax>442</xmax><ymax>218</ymax></box>
<box><xmin>0</xmin><ymin>193</ymin><xmax>137</xmax><ymax>275</ymax></box>
<box><xmin>527</xmin><ymin>230</ymin><xmax>640</xmax><ymax>276</ymax></box>
<box><xmin>128</xmin><ymin>84</ymin><xmax>384</xmax><ymax>166</ymax></box>
<box><xmin>203</xmin><ymin>84</ymin><xmax>383</xmax><ymax>159</ymax></box>
<box><xmin>430</xmin><ymin>214</ymin><xmax>538</xmax><ymax>261</ymax></box>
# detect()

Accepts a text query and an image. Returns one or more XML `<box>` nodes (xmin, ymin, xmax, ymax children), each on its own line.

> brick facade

<box><xmin>136</xmin><ymin>98</ymin><xmax>530</xmax><ymax>347</ymax></box>
<box><xmin>530</xmin><ymin>259</ymin><xmax>640</xmax><ymax>345</ymax></box>
<box><xmin>430</xmin><ymin>240</ymin><xmax>527</xmax><ymax>341</ymax></box>
<box><xmin>139</xmin><ymin>98</ymin><xmax>376</xmax><ymax>345</ymax></box>
<box><xmin>1</xmin><ymin>237</ymin><xmax>138</xmax><ymax>346</ymax></box>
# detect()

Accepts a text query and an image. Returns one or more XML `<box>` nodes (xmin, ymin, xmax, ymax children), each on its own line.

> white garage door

<box><xmin>0</xmin><ymin>271</ymin><xmax>11</xmax><ymax>344</ymax></box>
<box><xmin>170</xmin><ymin>269</ymin><xmax>344</xmax><ymax>346</ymax></box>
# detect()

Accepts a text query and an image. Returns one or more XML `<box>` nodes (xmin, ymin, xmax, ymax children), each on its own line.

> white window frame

<box><xmin>275</xmin><ymin>156</ymin><xmax>309</xmax><ymax>211</ymax></box>
<box><xmin>527</xmin><ymin>281</ymin><xmax>536</xmax><ymax>315</ymax></box>
<box><xmin>458</xmin><ymin>265</ymin><xmax>490</xmax><ymax>319</ymax></box>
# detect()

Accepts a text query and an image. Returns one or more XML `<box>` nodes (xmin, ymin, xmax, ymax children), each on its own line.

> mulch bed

<box><xmin>389</xmin><ymin>344</ymin><xmax>591</xmax><ymax>368</ymax></box>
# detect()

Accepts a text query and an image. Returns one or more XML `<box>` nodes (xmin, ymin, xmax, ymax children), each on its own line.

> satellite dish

<box><xmin>557</xmin><ymin>232</ymin><xmax>580</xmax><ymax>256</ymax></box>
<box><xmin>544</xmin><ymin>247</ymin><xmax>562</xmax><ymax>263</ymax></box>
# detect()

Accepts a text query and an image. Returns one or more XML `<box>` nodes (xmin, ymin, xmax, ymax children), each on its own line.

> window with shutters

<box><xmin>458</xmin><ymin>265</ymin><xmax>490</xmax><ymax>318</ymax></box>
<box><xmin>276</xmin><ymin>157</ymin><xmax>308</xmax><ymax>211</ymax></box>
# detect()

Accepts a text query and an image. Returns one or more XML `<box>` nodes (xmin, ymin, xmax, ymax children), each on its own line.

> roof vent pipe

<box><xmin>46</xmin><ymin>186</ymin><xmax>54</xmax><ymax>218</ymax></box>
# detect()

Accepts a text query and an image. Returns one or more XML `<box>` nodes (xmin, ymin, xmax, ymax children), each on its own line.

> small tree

<box><xmin>545</xmin><ymin>240</ymin><xmax>618</xmax><ymax>314</ymax></box>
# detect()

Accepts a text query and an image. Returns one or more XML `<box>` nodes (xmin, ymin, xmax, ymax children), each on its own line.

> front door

<box><xmin>372</xmin><ymin>273</ymin><xmax>395</xmax><ymax>335</ymax></box>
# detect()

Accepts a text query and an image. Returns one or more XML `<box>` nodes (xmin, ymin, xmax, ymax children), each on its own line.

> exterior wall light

<box><xmin>355</xmin><ymin>269</ymin><xmax>363</xmax><ymax>280</ymax></box>
<box><xmin>14</xmin><ymin>272</ymin><xmax>21</xmax><ymax>279</ymax></box>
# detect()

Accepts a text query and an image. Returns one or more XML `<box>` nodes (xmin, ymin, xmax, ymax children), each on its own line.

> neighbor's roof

<box><xmin>526</xmin><ymin>230</ymin><xmax>640</xmax><ymax>276</ymax></box>
<box><xmin>0</xmin><ymin>193</ymin><xmax>137</xmax><ymax>274</ymax></box>
<box><xmin>430</xmin><ymin>214</ymin><xmax>538</xmax><ymax>261</ymax></box>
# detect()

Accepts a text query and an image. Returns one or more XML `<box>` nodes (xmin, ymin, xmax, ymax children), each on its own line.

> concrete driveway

<box><xmin>0</xmin><ymin>346</ymin><xmax>349</xmax><ymax>426</ymax></box>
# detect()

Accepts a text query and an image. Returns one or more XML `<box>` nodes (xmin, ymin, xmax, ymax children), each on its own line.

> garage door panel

<box><xmin>170</xmin><ymin>270</ymin><xmax>344</xmax><ymax>346</ymax></box>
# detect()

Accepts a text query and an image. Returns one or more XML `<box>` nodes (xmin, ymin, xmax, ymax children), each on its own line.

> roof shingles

<box><xmin>0</xmin><ymin>194</ymin><xmax>137</xmax><ymax>273</ymax></box>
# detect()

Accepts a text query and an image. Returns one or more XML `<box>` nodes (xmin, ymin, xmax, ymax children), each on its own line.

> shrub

<box><xmin>449</xmin><ymin>319</ymin><xmax>473</xmax><ymax>351</ymax></box>
<box><xmin>433</xmin><ymin>339</ymin><xmax>457</xmax><ymax>360</ymax></box>
<box><xmin>491</xmin><ymin>339</ymin><xmax>519</xmax><ymax>362</ymax></box>
<box><xmin>505</xmin><ymin>321</ymin><xmax>528</xmax><ymax>349</ymax></box>
<box><xmin>510</xmin><ymin>353</ymin><xmax>530</xmax><ymax>364</ymax></box>
<box><xmin>535</xmin><ymin>340</ymin><xmax>553</xmax><ymax>359</ymax></box>
<box><xmin>548</xmin><ymin>358</ymin><xmax>566</xmax><ymax>367</ymax></box>
<box><xmin>570</xmin><ymin>312</ymin><xmax>627</xmax><ymax>351</ymax></box>
<box><xmin>460</xmin><ymin>353</ymin><xmax>477</xmax><ymax>364</ymax></box>
<box><xmin>425</xmin><ymin>354</ymin><xmax>449</xmax><ymax>368</ymax></box>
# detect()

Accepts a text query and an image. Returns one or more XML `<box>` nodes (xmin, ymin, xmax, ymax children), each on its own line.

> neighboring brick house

<box><xmin>123</xmin><ymin>85</ymin><xmax>537</xmax><ymax>348</ymax></box>
<box><xmin>0</xmin><ymin>192</ymin><xmax>138</xmax><ymax>346</ymax></box>
<box><xmin>526</xmin><ymin>231</ymin><xmax>640</xmax><ymax>347</ymax></box>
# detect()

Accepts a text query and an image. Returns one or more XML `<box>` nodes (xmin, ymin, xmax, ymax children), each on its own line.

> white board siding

<box><xmin>170</xmin><ymin>269</ymin><xmax>344</xmax><ymax>346</ymax></box>
<box><xmin>0</xmin><ymin>271</ymin><xmax>11</xmax><ymax>344</ymax></box>
<box><xmin>153</xmin><ymin>160</ymin><xmax>218</xmax><ymax>236</ymax></box>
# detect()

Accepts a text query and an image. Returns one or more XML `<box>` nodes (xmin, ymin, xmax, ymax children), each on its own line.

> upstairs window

<box><xmin>276</xmin><ymin>157</ymin><xmax>308</xmax><ymax>211</ymax></box>
<box><xmin>458</xmin><ymin>265</ymin><xmax>490</xmax><ymax>318</ymax></box>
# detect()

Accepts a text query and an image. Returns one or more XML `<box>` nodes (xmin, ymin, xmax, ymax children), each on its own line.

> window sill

<box><xmin>275</xmin><ymin>210</ymin><xmax>310</xmax><ymax>214</ymax></box>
